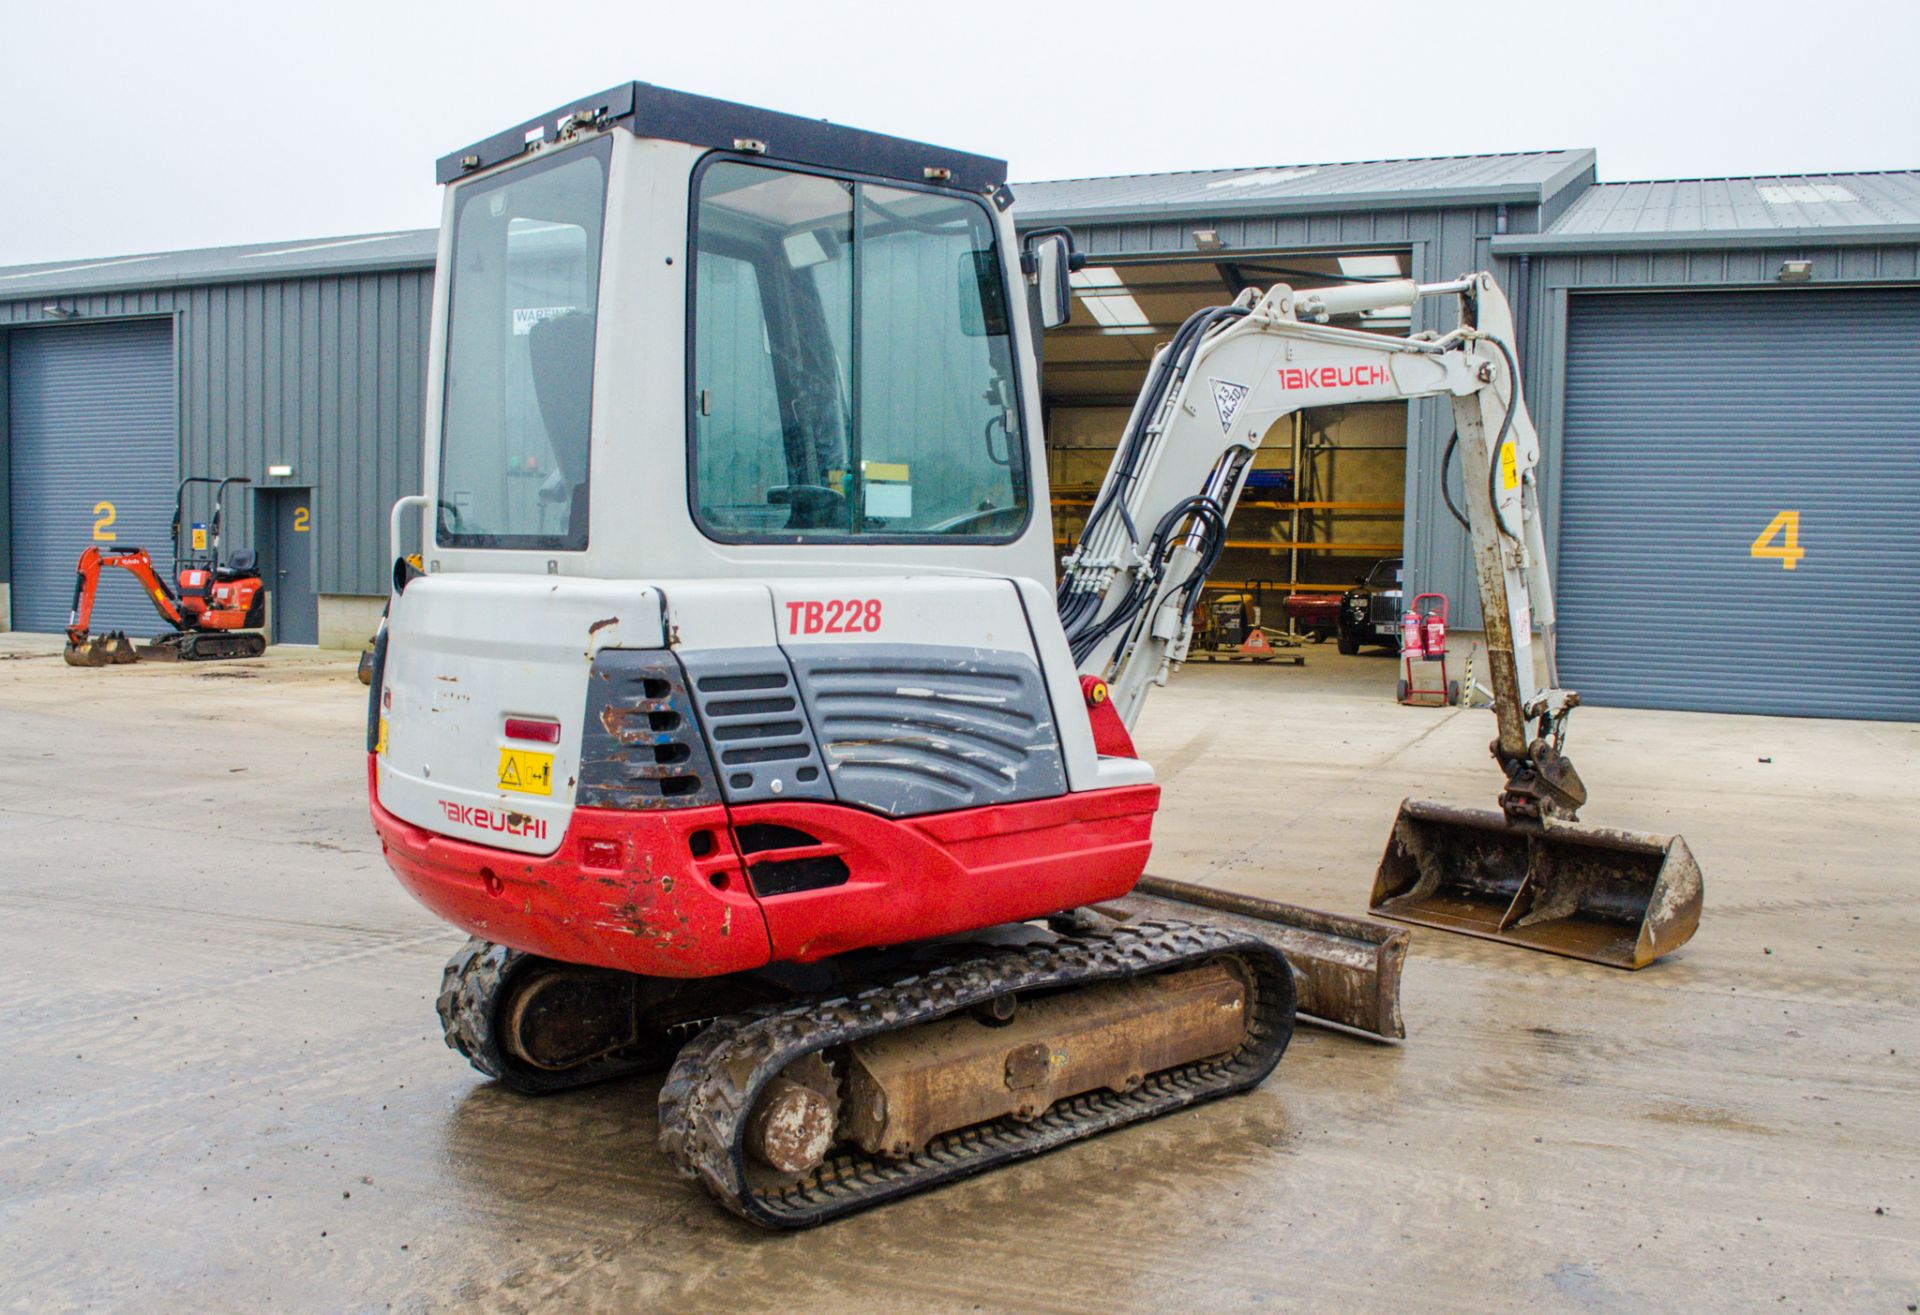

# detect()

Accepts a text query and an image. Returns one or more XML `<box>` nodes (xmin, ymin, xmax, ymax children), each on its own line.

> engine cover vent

<box><xmin>680</xmin><ymin>648</ymin><xmax>834</xmax><ymax>805</ymax></box>
<box><xmin>577</xmin><ymin>649</ymin><xmax>719</xmax><ymax>809</ymax></box>
<box><xmin>788</xmin><ymin>644</ymin><xmax>1067</xmax><ymax>818</ymax></box>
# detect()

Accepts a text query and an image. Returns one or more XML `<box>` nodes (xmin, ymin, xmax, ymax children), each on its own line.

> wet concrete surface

<box><xmin>1</xmin><ymin>635</ymin><xmax>1915</xmax><ymax>1312</ymax></box>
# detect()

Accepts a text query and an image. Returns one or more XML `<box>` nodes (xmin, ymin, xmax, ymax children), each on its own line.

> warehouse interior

<box><xmin>1046</xmin><ymin>249</ymin><xmax>1413</xmax><ymax>635</ymax></box>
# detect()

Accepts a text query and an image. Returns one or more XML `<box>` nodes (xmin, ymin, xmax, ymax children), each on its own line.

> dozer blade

<box><xmin>1100</xmin><ymin>875</ymin><xmax>1410</xmax><ymax>1040</ymax></box>
<box><xmin>137</xmin><ymin>635</ymin><xmax>184</xmax><ymax>662</ymax></box>
<box><xmin>1370</xmin><ymin>798</ymin><xmax>1703</xmax><ymax>970</ymax></box>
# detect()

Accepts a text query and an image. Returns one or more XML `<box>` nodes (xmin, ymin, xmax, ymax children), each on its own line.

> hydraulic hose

<box><xmin>1439</xmin><ymin>433</ymin><xmax>1470</xmax><ymax>530</ymax></box>
<box><xmin>1480</xmin><ymin>335</ymin><xmax>1523</xmax><ymax>542</ymax></box>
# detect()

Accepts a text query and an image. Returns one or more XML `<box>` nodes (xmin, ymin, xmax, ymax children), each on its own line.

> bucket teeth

<box><xmin>1370</xmin><ymin>798</ymin><xmax>1703</xmax><ymax>969</ymax></box>
<box><xmin>63</xmin><ymin>634</ymin><xmax>135</xmax><ymax>667</ymax></box>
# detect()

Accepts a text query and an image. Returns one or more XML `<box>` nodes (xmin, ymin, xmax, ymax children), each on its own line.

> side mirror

<box><xmin>1021</xmin><ymin>228</ymin><xmax>1083</xmax><ymax>331</ymax></box>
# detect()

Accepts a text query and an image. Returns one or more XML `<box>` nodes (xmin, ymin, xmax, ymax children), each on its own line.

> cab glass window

<box><xmin>690</xmin><ymin>160</ymin><xmax>1027</xmax><ymax>540</ymax></box>
<box><xmin>438</xmin><ymin>138</ymin><xmax>610</xmax><ymax>550</ymax></box>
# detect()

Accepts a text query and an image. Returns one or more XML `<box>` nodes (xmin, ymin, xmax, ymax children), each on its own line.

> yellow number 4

<box><xmin>1750</xmin><ymin>510</ymin><xmax>1805</xmax><ymax>571</ymax></box>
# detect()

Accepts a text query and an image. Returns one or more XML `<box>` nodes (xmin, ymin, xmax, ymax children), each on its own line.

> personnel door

<box><xmin>261</xmin><ymin>488</ymin><xmax>317</xmax><ymax>645</ymax></box>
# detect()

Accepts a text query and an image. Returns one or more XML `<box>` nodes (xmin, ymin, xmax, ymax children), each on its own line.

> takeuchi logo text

<box><xmin>1276</xmin><ymin>363</ymin><xmax>1390</xmax><ymax>390</ymax></box>
<box><xmin>440</xmin><ymin>799</ymin><xmax>547</xmax><ymax>839</ymax></box>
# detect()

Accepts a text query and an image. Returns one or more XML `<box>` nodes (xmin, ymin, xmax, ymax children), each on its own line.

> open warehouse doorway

<box><xmin>1040</xmin><ymin>250</ymin><xmax>1414</xmax><ymax>648</ymax></box>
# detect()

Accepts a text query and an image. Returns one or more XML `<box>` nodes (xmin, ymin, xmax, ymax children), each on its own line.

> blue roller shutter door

<box><xmin>1557</xmin><ymin>288</ymin><xmax>1920</xmax><ymax>721</ymax></box>
<box><xmin>7</xmin><ymin>320</ymin><xmax>178</xmax><ymax>635</ymax></box>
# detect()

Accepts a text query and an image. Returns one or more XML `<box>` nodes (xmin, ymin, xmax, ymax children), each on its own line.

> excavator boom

<box><xmin>1060</xmin><ymin>268</ymin><xmax>1702</xmax><ymax>967</ymax></box>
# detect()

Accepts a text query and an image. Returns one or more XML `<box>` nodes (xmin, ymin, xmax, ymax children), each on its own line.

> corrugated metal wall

<box><xmin>0</xmin><ymin>267</ymin><xmax>433</xmax><ymax>601</ymax></box>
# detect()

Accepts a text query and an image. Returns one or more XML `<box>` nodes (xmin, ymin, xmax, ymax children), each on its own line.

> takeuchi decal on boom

<box><xmin>1276</xmin><ymin>363</ymin><xmax>1391</xmax><ymax>390</ymax></box>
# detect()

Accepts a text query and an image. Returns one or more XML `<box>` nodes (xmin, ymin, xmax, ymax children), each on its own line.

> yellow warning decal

<box><xmin>375</xmin><ymin>717</ymin><xmax>388</xmax><ymax>756</ymax></box>
<box><xmin>1500</xmin><ymin>441</ymin><xmax>1519</xmax><ymax>490</ymax></box>
<box><xmin>497</xmin><ymin>747</ymin><xmax>554</xmax><ymax>797</ymax></box>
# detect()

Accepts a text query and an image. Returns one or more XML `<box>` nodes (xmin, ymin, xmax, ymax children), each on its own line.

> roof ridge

<box><xmin>1013</xmin><ymin>148</ymin><xmax>1588</xmax><ymax>187</ymax></box>
<box><xmin>0</xmin><ymin>228</ymin><xmax>434</xmax><ymax>276</ymax></box>
<box><xmin>1589</xmin><ymin>168</ymin><xmax>1920</xmax><ymax>187</ymax></box>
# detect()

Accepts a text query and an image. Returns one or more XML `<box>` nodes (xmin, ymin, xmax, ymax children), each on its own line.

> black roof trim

<box><xmin>436</xmin><ymin>82</ymin><xmax>1007</xmax><ymax>194</ymax></box>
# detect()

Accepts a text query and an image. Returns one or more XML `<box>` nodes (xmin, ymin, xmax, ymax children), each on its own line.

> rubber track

<box><xmin>436</xmin><ymin>937</ymin><xmax>662</xmax><ymax>1095</ymax></box>
<box><xmin>657</xmin><ymin>918</ymin><xmax>1296</xmax><ymax>1229</ymax></box>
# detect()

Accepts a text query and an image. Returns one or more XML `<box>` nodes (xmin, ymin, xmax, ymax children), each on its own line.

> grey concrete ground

<box><xmin>1</xmin><ymin>633</ymin><xmax>1915</xmax><ymax>1313</ymax></box>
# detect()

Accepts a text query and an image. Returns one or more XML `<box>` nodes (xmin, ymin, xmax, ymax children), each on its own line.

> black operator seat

<box><xmin>216</xmin><ymin>547</ymin><xmax>258</xmax><ymax>583</ymax></box>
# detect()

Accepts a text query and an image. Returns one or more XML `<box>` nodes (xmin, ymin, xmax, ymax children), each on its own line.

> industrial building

<box><xmin>2</xmin><ymin>152</ymin><xmax>1915</xmax><ymax>719</ymax></box>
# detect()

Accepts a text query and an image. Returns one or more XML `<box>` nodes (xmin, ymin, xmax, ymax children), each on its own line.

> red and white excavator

<box><xmin>367</xmin><ymin>84</ymin><xmax>1703</xmax><ymax>1227</ymax></box>
<box><xmin>65</xmin><ymin>475</ymin><xmax>267</xmax><ymax>666</ymax></box>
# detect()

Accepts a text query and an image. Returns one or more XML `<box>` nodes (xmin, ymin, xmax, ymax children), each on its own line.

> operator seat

<box><xmin>216</xmin><ymin>548</ymin><xmax>258</xmax><ymax>582</ymax></box>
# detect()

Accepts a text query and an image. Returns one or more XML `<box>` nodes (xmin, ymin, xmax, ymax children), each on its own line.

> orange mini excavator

<box><xmin>64</xmin><ymin>476</ymin><xmax>268</xmax><ymax>666</ymax></box>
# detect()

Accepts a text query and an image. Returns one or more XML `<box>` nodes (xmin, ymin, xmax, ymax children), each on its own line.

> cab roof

<box><xmin>436</xmin><ymin>82</ymin><xmax>1009</xmax><ymax>198</ymax></box>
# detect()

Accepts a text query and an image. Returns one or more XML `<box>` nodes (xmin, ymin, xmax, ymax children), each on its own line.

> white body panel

<box><xmin>378</xmin><ymin>574</ymin><xmax>664</xmax><ymax>854</ymax></box>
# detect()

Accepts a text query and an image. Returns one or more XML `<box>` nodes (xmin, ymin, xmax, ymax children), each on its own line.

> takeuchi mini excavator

<box><xmin>369</xmin><ymin>84</ymin><xmax>1704</xmax><ymax>1228</ymax></box>
<box><xmin>65</xmin><ymin>476</ymin><xmax>267</xmax><ymax>666</ymax></box>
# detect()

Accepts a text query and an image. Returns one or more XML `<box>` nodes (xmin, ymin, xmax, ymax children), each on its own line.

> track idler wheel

<box><xmin>436</xmin><ymin>938</ymin><xmax>678</xmax><ymax>1094</ymax></box>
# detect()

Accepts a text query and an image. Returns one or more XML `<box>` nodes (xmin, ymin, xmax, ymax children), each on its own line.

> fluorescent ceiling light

<box><xmin>1069</xmin><ymin>266</ymin><xmax>1152</xmax><ymax>327</ymax></box>
<box><xmin>1337</xmin><ymin>254</ymin><xmax>1403</xmax><ymax>278</ymax></box>
<box><xmin>1079</xmin><ymin>293</ymin><xmax>1151</xmax><ymax>328</ymax></box>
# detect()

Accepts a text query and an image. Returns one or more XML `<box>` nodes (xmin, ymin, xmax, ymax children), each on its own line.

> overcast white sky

<box><xmin>3</xmin><ymin>0</ymin><xmax>1912</xmax><ymax>266</ymax></box>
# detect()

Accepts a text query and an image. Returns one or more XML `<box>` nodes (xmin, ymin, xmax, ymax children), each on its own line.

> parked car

<box><xmin>1283</xmin><ymin>592</ymin><xmax>1343</xmax><ymax>641</ymax></box>
<box><xmin>1338</xmin><ymin>557</ymin><xmax>1403</xmax><ymax>654</ymax></box>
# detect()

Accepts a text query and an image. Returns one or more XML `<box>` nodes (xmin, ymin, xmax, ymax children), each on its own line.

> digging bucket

<box><xmin>63</xmin><ymin>639</ymin><xmax>111</xmax><ymax>668</ymax></box>
<box><xmin>1370</xmin><ymin>798</ymin><xmax>1702</xmax><ymax>969</ymax></box>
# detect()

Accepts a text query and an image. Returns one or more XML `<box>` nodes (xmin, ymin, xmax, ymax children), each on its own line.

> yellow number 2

<box><xmin>92</xmin><ymin>501</ymin><xmax>117</xmax><ymax>542</ymax></box>
<box><xmin>1749</xmin><ymin>510</ymin><xmax>1805</xmax><ymax>571</ymax></box>
<box><xmin>293</xmin><ymin>506</ymin><xmax>310</xmax><ymax>532</ymax></box>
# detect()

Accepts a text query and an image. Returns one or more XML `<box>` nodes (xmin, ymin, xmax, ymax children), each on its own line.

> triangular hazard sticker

<box><xmin>1210</xmin><ymin>378</ymin><xmax>1250</xmax><ymax>433</ymax></box>
<box><xmin>1239</xmin><ymin>628</ymin><xmax>1272</xmax><ymax>653</ymax></box>
<box><xmin>499</xmin><ymin>756</ymin><xmax>522</xmax><ymax>787</ymax></box>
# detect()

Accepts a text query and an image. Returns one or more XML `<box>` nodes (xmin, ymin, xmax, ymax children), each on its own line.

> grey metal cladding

<box><xmin>678</xmin><ymin>647</ymin><xmax>833</xmax><ymax>804</ymax></box>
<box><xmin>1555</xmin><ymin>287</ymin><xmax>1920</xmax><ymax>721</ymax></box>
<box><xmin>2</xmin><ymin>265</ymin><xmax>433</xmax><ymax>603</ymax></box>
<box><xmin>577</xmin><ymin>649</ymin><xmax>720</xmax><ymax>808</ymax></box>
<box><xmin>787</xmin><ymin>644</ymin><xmax>1066</xmax><ymax>818</ymax></box>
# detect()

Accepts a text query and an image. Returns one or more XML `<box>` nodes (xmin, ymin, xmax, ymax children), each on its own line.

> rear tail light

<box><xmin>504</xmin><ymin>716</ymin><xmax>561</xmax><ymax>744</ymax></box>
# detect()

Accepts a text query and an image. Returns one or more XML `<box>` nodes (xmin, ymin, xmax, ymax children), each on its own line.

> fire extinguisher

<box><xmin>1409</xmin><ymin>593</ymin><xmax>1449</xmax><ymax>658</ymax></box>
<box><xmin>1401</xmin><ymin>607</ymin><xmax>1425</xmax><ymax>658</ymax></box>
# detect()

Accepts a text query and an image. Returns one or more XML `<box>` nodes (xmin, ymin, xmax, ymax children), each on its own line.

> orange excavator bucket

<box><xmin>1370</xmin><ymin>799</ymin><xmax>1702</xmax><ymax>970</ymax></box>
